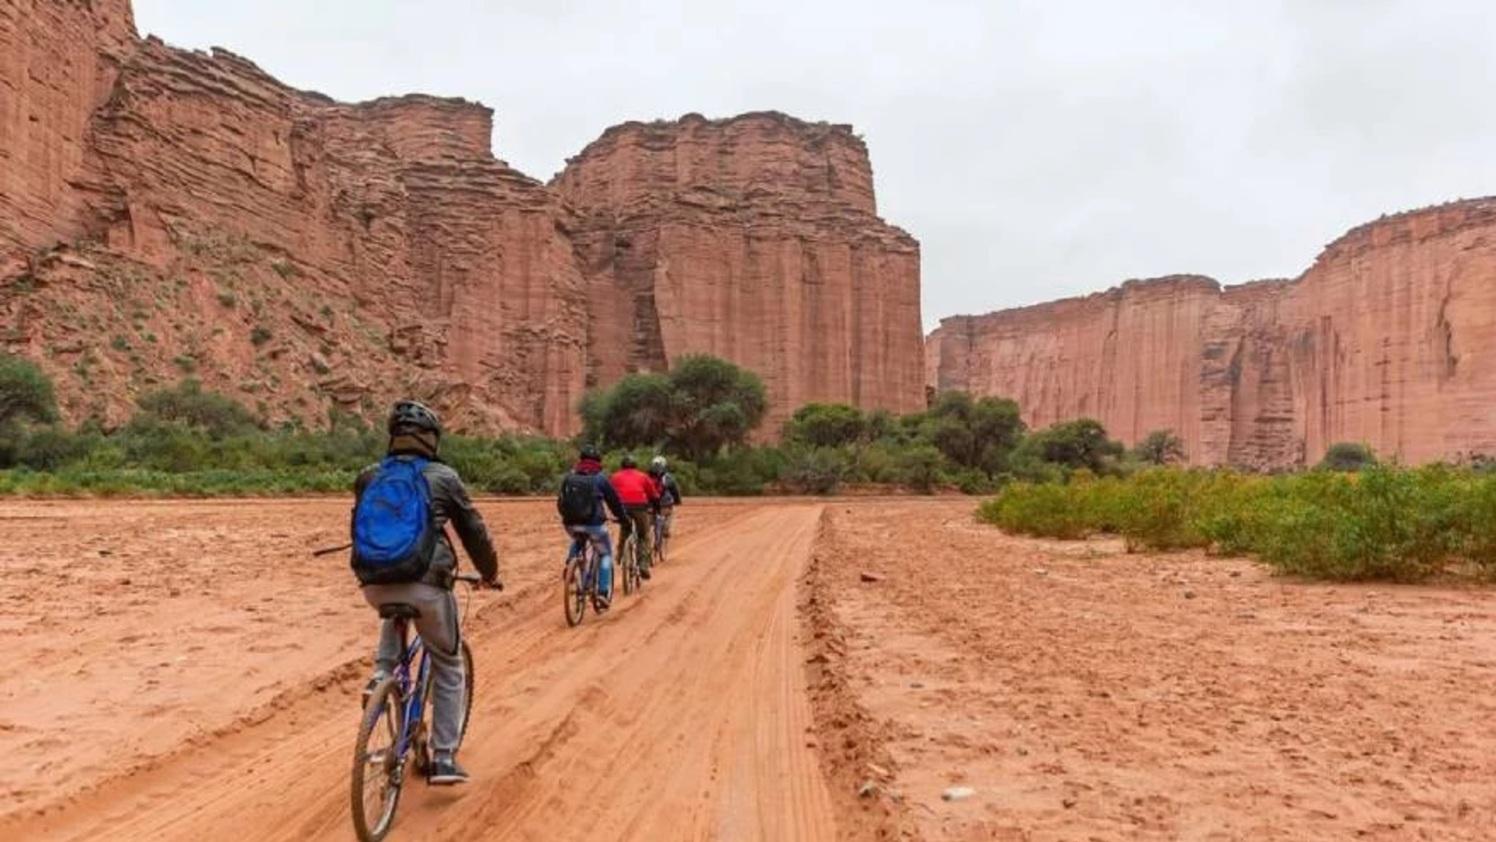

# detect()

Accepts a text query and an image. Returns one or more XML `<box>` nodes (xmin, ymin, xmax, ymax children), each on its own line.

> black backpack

<box><xmin>558</xmin><ymin>472</ymin><xmax>599</xmax><ymax>524</ymax></box>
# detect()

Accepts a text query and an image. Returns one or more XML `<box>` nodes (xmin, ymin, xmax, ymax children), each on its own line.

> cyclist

<box><xmin>354</xmin><ymin>400</ymin><xmax>500</xmax><ymax>786</ymax></box>
<box><xmin>610</xmin><ymin>454</ymin><xmax>660</xmax><ymax>580</ymax></box>
<box><xmin>648</xmin><ymin>455</ymin><xmax>682</xmax><ymax>548</ymax></box>
<box><xmin>558</xmin><ymin>444</ymin><xmax>627</xmax><ymax>607</ymax></box>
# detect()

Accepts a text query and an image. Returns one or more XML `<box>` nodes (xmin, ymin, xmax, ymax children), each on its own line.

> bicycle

<box><xmin>351</xmin><ymin>572</ymin><xmax>490</xmax><ymax>842</ymax></box>
<box><xmin>563</xmin><ymin>528</ymin><xmax>613</xmax><ymax>626</ymax></box>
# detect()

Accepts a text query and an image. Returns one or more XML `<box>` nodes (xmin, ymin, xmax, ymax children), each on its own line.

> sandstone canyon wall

<box><xmin>553</xmin><ymin>114</ymin><xmax>924</xmax><ymax>432</ymax></box>
<box><xmin>928</xmin><ymin>199</ymin><xmax>1496</xmax><ymax>468</ymax></box>
<box><xmin>0</xmin><ymin>1</ymin><xmax>922</xmax><ymax>435</ymax></box>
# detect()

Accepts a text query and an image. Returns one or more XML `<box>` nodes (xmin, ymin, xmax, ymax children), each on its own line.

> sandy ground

<box><xmin>2</xmin><ymin>497</ymin><xmax>1494</xmax><ymax>840</ymax></box>
<box><xmin>810</xmin><ymin>500</ymin><xmax>1496</xmax><ymax>841</ymax></box>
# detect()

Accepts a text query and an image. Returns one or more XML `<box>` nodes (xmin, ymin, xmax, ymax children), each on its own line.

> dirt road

<box><xmin>5</xmin><ymin>497</ymin><xmax>1496</xmax><ymax>841</ymax></box>
<box><xmin>1</xmin><ymin>499</ymin><xmax>839</xmax><ymax>841</ymax></box>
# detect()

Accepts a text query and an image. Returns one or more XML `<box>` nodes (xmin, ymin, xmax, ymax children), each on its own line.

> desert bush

<box><xmin>1133</xmin><ymin>430</ymin><xmax>1187</xmax><ymax>466</ymax></box>
<box><xmin>979</xmin><ymin>481</ymin><xmax>1097</xmax><ymax>540</ymax></box>
<box><xmin>781</xmin><ymin>446</ymin><xmax>849</xmax><ymax>495</ymax></box>
<box><xmin>1318</xmin><ymin>441</ymin><xmax>1377</xmax><ymax>472</ymax></box>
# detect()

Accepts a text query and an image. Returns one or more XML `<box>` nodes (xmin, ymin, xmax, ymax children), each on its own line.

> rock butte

<box><xmin>928</xmin><ymin>198</ymin><xmax>1496</xmax><ymax>468</ymax></box>
<box><xmin>0</xmin><ymin>0</ymin><xmax>923</xmax><ymax>434</ymax></box>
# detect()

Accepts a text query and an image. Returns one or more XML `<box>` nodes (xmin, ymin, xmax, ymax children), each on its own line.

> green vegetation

<box><xmin>1318</xmin><ymin>441</ymin><xmax>1378</xmax><ymax>472</ymax></box>
<box><xmin>980</xmin><ymin>465</ymin><xmax>1496</xmax><ymax>581</ymax></box>
<box><xmin>580</xmin><ymin>355</ymin><xmax>768</xmax><ymax>461</ymax></box>
<box><xmin>1133</xmin><ymin>429</ymin><xmax>1186</xmax><ymax>465</ymax></box>
<box><xmin>8</xmin><ymin>350</ymin><xmax>1494</xmax><ymax>587</ymax></box>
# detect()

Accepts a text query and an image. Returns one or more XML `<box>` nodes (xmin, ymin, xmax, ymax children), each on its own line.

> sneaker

<box><xmin>429</xmin><ymin>753</ymin><xmax>470</xmax><ymax>785</ymax></box>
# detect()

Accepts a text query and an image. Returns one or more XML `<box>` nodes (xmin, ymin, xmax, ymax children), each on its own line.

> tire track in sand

<box><xmin>7</xmin><ymin>504</ymin><xmax>835</xmax><ymax>842</ymax></box>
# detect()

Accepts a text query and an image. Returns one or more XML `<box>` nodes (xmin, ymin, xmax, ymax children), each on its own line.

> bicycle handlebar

<box><xmin>454</xmin><ymin>571</ymin><xmax>503</xmax><ymax>591</ymax></box>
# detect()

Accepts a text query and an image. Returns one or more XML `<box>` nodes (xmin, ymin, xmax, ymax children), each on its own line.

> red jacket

<box><xmin>611</xmin><ymin>467</ymin><xmax>660</xmax><ymax>507</ymax></box>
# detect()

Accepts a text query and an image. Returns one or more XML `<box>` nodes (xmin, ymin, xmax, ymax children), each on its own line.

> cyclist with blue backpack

<box><xmin>557</xmin><ymin>443</ymin><xmax>627</xmax><ymax>609</ymax></box>
<box><xmin>351</xmin><ymin>400</ymin><xmax>500</xmax><ymax>786</ymax></box>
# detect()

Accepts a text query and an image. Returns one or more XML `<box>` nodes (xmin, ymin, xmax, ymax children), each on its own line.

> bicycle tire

<box><xmin>564</xmin><ymin>555</ymin><xmax>586</xmax><ymax>626</ymax></box>
<box><xmin>631</xmin><ymin>530</ymin><xmax>646</xmax><ymax>591</ymax></box>
<box><xmin>351</xmin><ymin>677</ymin><xmax>406</xmax><ymax>842</ymax></box>
<box><xmin>620</xmin><ymin>534</ymin><xmax>635</xmax><ymax>596</ymax></box>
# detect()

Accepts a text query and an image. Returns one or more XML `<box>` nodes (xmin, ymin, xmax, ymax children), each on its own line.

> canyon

<box><xmin>928</xmin><ymin>199</ymin><xmax>1496</xmax><ymax>468</ymax></box>
<box><xmin>0</xmin><ymin>0</ymin><xmax>923</xmax><ymax>435</ymax></box>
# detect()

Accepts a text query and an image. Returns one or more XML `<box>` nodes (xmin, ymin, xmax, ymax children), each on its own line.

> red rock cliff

<box><xmin>928</xmin><ymin>199</ymin><xmax>1496</xmax><ymax>468</ymax></box>
<box><xmin>553</xmin><ymin>113</ymin><xmax>925</xmax><ymax>433</ymax></box>
<box><xmin>0</xmin><ymin>4</ymin><xmax>921</xmax><ymax>435</ymax></box>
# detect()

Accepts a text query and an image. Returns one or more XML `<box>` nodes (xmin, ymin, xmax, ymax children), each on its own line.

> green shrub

<box><xmin>1318</xmin><ymin>441</ymin><xmax>1377</xmax><ymax>472</ymax></box>
<box><xmin>0</xmin><ymin>352</ymin><xmax>58</xmax><ymax>426</ymax></box>
<box><xmin>782</xmin><ymin>446</ymin><xmax>849</xmax><ymax>495</ymax></box>
<box><xmin>979</xmin><ymin>482</ymin><xmax>1096</xmax><ymax>540</ymax></box>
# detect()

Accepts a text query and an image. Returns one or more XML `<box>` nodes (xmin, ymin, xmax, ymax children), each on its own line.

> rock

<box><xmin>942</xmin><ymin>786</ymin><xmax>975</xmax><ymax>802</ymax></box>
<box><xmin>1</xmin><ymin>7</ymin><xmax>922</xmax><ymax>435</ymax></box>
<box><xmin>1062</xmin><ymin>796</ymin><xmax>1078</xmax><ymax>809</ymax></box>
<box><xmin>1184</xmin><ymin>590</ymin><xmax>1197</xmax><ymax>600</ymax></box>
<box><xmin>928</xmin><ymin>199</ymin><xmax>1496</xmax><ymax>468</ymax></box>
<box><xmin>866</xmin><ymin>762</ymin><xmax>891</xmax><ymax>778</ymax></box>
<box><xmin>860</xmin><ymin>571</ymin><xmax>885</xmax><ymax>583</ymax></box>
<box><xmin>857</xmin><ymin>780</ymin><xmax>879</xmax><ymax>799</ymax></box>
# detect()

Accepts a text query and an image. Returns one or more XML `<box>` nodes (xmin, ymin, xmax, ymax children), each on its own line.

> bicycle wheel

<box><xmin>564</xmin><ymin>555</ymin><xmax>587</xmax><ymax>626</ymax></box>
<box><xmin>351</xmin><ymin>677</ymin><xmax>406</xmax><ymax>842</ymax></box>
<box><xmin>620</xmin><ymin>534</ymin><xmax>636</xmax><ymax>596</ymax></box>
<box><xmin>630</xmin><ymin>531</ymin><xmax>646</xmax><ymax>591</ymax></box>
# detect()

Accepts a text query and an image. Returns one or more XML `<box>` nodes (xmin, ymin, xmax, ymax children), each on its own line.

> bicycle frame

<box><xmin>386</xmin><ymin>618</ymin><xmax>431</xmax><ymax>764</ymax></box>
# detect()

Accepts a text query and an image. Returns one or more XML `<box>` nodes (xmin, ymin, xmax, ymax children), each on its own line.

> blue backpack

<box><xmin>351</xmin><ymin>456</ymin><xmax>437</xmax><ymax>585</ymax></box>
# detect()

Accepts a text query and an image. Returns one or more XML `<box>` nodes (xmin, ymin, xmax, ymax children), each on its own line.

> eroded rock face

<box><xmin>0</xmin><ymin>4</ymin><xmax>922</xmax><ymax>435</ymax></box>
<box><xmin>553</xmin><ymin>113</ymin><xmax>925</xmax><ymax>432</ymax></box>
<box><xmin>928</xmin><ymin>199</ymin><xmax>1496</xmax><ymax>468</ymax></box>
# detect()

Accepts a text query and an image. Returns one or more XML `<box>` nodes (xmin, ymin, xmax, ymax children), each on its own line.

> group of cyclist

<box><xmin>558</xmin><ymin>444</ymin><xmax>682</xmax><ymax>603</ymax></box>
<box><xmin>350</xmin><ymin>400</ymin><xmax>681</xmax><ymax>785</ymax></box>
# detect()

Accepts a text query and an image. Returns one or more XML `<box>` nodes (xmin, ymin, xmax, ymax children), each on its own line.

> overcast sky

<box><xmin>134</xmin><ymin>1</ymin><xmax>1496</xmax><ymax>330</ymax></box>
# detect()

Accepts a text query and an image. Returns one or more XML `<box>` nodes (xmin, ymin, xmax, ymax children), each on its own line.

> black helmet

<box><xmin>387</xmin><ymin>400</ymin><xmax>441</xmax><ymax>437</ymax></box>
<box><xmin>620</xmin><ymin>454</ymin><xmax>637</xmax><ymax>469</ymax></box>
<box><xmin>579</xmin><ymin>443</ymin><xmax>602</xmax><ymax>461</ymax></box>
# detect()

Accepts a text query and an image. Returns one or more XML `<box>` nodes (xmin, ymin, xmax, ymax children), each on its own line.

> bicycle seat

<box><xmin>378</xmin><ymin>603</ymin><xmax>421</xmax><ymax>620</ymax></box>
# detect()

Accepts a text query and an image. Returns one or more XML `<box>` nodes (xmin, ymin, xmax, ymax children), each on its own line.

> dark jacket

<box><xmin>354</xmin><ymin>455</ymin><xmax>499</xmax><ymax>588</ymax></box>
<box><xmin>651</xmin><ymin>470</ymin><xmax>682</xmax><ymax>506</ymax></box>
<box><xmin>558</xmin><ymin>458</ymin><xmax>627</xmax><ymax>526</ymax></box>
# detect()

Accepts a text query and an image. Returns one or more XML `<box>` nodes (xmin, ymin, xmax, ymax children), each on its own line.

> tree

<box><xmin>1021</xmin><ymin>418</ymin><xmax>1124</xmax><ymax>473</ymax></box>
<box><xmin>667</xmin><ymin>355</ymin><xmax>767</xmax><ymax>461</ymax></box>
<box><xmin>580</xmin><ymin>355</ymin><xmax>768</xmax><ymax>461</ymax></box>
<box><xmin>784</xmin><ymin>403</ymin><xmax>866</xmax><ymax>448</ymax></box>
<box><xmin>915</xmin><ymin>391</ymin><xmax>1026</xmax><ymax>475</ymax></box>
<box><xmin>1318</xmin><ymin>441</ymin><xmax>1377</xmax><ymax>472</ymax></box>
<box><xmin>1134</xmin><ymin>429</ymin><xmax>1187</xmax><ymax>466</ymax></box>
<box><xmin>0</xmin><ymin>352</ymin><xmax>58</xmax><ymax>427</ymax></box>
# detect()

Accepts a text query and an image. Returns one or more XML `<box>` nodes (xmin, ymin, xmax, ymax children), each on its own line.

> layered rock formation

<box><xmin>553</xmin><ymin>113</ymin><xmax>924</xmax><ymax>432</ymax></box>
<box><xmin>0</xmin><ymin>1</ymin><xmax>922</xmax><ymax>434</ymax></box>
<box><xmin>928</xmin><ymin>199</ymin><xmax>1496</xmax><ymax>468</ymax></box>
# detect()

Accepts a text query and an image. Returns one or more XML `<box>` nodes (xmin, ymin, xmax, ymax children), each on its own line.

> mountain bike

<box><xmin>563</xmin><ymin>528</ymin><xmax>612</xmax><ymax>626</ymax></box>
<box><xmin>351</xmin><ymin>572</ymin><xmax>486</xmax><ymax>842</ymax></box>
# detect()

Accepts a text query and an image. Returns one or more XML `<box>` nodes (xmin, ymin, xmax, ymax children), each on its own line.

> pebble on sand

<box><xmin>942</xmin><ymin>786</ymin><xmax>975</xmax><ymax>802</ymax></box>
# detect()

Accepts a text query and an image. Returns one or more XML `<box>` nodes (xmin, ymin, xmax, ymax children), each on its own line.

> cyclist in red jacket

<box><xmin>610</xmin><ymin>454</ymin><xmax>660</xmax><ymax>579</ymax></box>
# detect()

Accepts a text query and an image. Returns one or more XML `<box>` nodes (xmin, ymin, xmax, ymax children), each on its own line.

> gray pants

<box><xmin>362</xmin><ymin>582</ymin><xmax>466</xmax><ymax>754</ymax></box>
